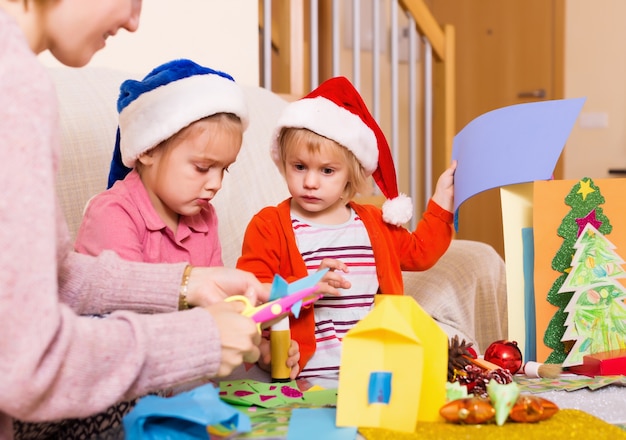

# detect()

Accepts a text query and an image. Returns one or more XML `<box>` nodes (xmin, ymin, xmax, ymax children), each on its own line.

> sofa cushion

<box><xmin>51</xmin><ymin>66</ymin><xmax>131</xmax><ymax>239</ymax></box>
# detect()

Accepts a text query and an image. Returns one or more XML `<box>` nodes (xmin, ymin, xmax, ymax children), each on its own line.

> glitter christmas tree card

<box><xmin>533</xmin><ymin>177</ymin><xmax>626</xmax><ymax>364</ymax></box>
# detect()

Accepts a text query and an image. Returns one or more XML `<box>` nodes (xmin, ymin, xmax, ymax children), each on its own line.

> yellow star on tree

<box><xmin>577</xmin><ymin>179</ymin><xmax>595</xmax><ymax>200</ymax></box>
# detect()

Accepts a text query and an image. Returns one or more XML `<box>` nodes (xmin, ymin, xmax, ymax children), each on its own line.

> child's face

<box><xmin>139</xmin><ymin>118</ymin><xmax>242</xmax><ymax>228</ymax></box>
<box><xmin>41</xmin><ymin>0</ymin><xmax>142</xmax><ymax>67</ymax></box>
<box><xmin>284</xmin><ymin>143</ymin><xmax>351</xmax><ymax>223</ymax></box>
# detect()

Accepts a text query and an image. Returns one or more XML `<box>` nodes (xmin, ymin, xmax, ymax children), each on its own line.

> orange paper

<box><xmin>533</xmin><ymin>178</ymin><xmax>626</xmax><ymax>362</ymax></box>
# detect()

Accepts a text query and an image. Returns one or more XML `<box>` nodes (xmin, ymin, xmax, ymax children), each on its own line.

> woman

<box><xmin>0</xmin><ymin>1</ymin><xmax>263</xmax><ymax>438</ymax></box>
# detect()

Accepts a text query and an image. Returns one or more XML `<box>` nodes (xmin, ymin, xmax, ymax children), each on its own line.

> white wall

<box><xmin>37</xmin><ymin>1</ymin><xmax>626</xmax><ymax>180</ymax></box>
<box><xmin>39</xmin><ymin>0</ymin><xmax>259</xmax><ymax>86</ymax></box>
<box><xmin>564</xmin><ymin>0</ymin><xmax>626</xmax><ymax>179</ymax></box>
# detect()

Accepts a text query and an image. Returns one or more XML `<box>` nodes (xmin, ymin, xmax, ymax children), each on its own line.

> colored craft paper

<box><xmin>336</xmin><ymin>295</ymin><xmax>447</xmax><ymax>432</ymax></box>
<box><xmin>515</xmin><ymin>375</ymin><xmax>626</xmax><ymax>393</ymax></box>
<box><xmin>522</xmin><ymin>227</ymin><xmax>537</xmax><ymax>362</ymax></box>
<box><xmin>533</xmin><ymin>178</ymin><xmax>626</xmax><ymax>362</ymax></box>
<box><xmin>287</xmin><ymin>408</ymin><xmax>357</xmax><ymax>440</ymax></box>
<box><xmin>218</xmin><ymin>379</ymin><xmax>337</xmax><ymax>409</ymax></box>
<box><xmin>299</xmin><ymin>388</ymin><xmax>339</xmax><ymax>407</ymax></box>
<box><xmin>237</xmin><ymin>406</ymin><xmax>292</xmax><ymax>439</ymax></box>
<box><xmin>500</xmin><ymin>183</ymin><xmax>534</xmax><ymax>357</ymax></box>
<box><xmin>218</xmin><ymin>379</ymin><xmax>304</xmax><ymax>408</ymax></box>
<box><xmin>452</xmin><ymin>97</ymin><xmax>585</xmax><ymax>218</ymax></box>
<box><xmin>123</xmin><ymin>383</ymin><xmax>250</xmax><ymax>439</ymax></box>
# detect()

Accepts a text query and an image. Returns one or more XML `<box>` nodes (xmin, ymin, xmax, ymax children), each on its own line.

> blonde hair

<box><xmin>135</xmin><ymin>113</ymin><xmax>242</xmax><ymax>173</ymax></box>
<box><xmin>276</xmin><ymin>127</ymin><xmax>369</xmax><ymax>200</ymax></box>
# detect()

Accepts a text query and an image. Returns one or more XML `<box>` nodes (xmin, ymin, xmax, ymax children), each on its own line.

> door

<box><xmin>425</xmin><ymin>0</ymin><xmax>565</xmax><ymax>259</ymax></box>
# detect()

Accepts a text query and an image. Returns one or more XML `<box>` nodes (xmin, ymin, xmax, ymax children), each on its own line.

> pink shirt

<box><xmin>0</xmin><ymin>11</ymin><xmax>223</xmax><ymax>438</ymax></box>
<box><xmin>75</xmin><ymin>169</ymin><xmax>223</xmax><ymax>266</ymax></box>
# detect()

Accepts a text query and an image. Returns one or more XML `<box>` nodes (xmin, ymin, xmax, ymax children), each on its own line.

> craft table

<box><xmin>103</xmin><ymin>372</ymin><xmax>626</xmax><ymax>439</ymax></box>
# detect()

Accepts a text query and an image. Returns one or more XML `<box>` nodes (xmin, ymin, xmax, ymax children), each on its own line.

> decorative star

<box><xmin>576</xmin><ymin>209</ymin><xmax>602</xmax><ymax>237</ymax></box>
<box><xmin>577</xmin><ymin>179</ymin><xmax>595</xmax><ymax>200</ymax></box>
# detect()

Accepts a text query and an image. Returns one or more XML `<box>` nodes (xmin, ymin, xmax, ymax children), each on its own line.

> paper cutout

<box><xmin>336</xmin><ymin>295</ymin><xmax>447</xmax><ymax>432</ymax></box>
<box><xmin>219</xmin><ymin>380</ymin><xmax>304</xmax><ymax>408</ymax></box>
<box><xmin>218</xmin><ymin>379</ymin><xmax>337</xmax><ymax>409</ymax></box>
<box><xmin>557</xmin><ymin>223</ymin><xmax>626</xmax><ymax>367</ymax></box>
<box><xmin>445</xmin><ymin>381</ymin><xmax>469</xmax><ymax>402</ymax></box>
<box><xmin>287</xmin><ymin>408</ymin><xmax>357</xmax><ymax>440</ymax></box>
<box><xmin>122</xmin><ymin>383</ymin><xmax>250</xmax><ymax>439</ymax></box>
<box><xmin>452</xmin><ymin>97</ymin><xmax>585</xmax><ymax>219</ymax></box>
<box><xmin>487</xmin><ymin>380</ymin><xmax>520</xmax><ymax>426</ymax></box>
<box><xmin>533</xmin><ymin>178</ymin><xmax>626</xmax><ymax>362</ymax></box>
<box><xmin>268</xmin><ymin>269</ymin><xmax>329</xmax><ymax>317</ymax></box>
<box><xmin>367</xmin><ymin>372</ymin><xmax>392</xmax><ymax>404</ymax></box>
<box><xmin>226</xmin><ymin>285</ymin><xmax>320</xmax><ymax>329</ymax></box>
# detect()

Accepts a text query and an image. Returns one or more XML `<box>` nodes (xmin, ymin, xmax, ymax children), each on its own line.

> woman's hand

<box><xmin>186</xmin><ymin>266</ymin><xmax>269</xmax><ymax>307</ymax></box>
<box><xmin>431</xmin><ymin>160</ymin><xmax>457</xmax><ymax>212</ymax></box>
<box><xmin>203</xmin><ymin>300</ymin><xmax>262</xmax><ymax>377</ymax></box>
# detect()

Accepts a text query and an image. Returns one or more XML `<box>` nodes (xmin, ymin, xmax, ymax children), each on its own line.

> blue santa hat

<box><xmin>107</xmin><ymin>59</ymin><xmax>249</xmax><ymax>188</ymax></box>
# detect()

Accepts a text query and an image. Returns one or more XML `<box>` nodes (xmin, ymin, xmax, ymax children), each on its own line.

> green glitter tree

<box><xmin>544</xmin><ymin>177</ymin><xmax>612</xmax><ymax>364</ymax></box>
<box><xmin>559</xmin><ymin>223</ymin><xmax>626</xmax><ymax>366</ymax></box>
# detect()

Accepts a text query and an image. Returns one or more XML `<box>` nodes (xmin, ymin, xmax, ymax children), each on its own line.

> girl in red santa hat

<box><xmin>237</xmin><ymin>76</ymin><xmax>457</xmax><ymax>384</ymax></box>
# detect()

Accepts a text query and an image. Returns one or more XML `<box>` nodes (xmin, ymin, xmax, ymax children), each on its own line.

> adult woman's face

<box><xmin>42</xmin><ymin>0</ymin><xmax>142</xmax><ymax>67</ymax></box>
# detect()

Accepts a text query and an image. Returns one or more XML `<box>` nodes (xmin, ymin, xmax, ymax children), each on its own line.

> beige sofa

<box><xmin>50</xmin><ymin>66</ymin><xmax>508</xmax><ymax>354</ymax></box>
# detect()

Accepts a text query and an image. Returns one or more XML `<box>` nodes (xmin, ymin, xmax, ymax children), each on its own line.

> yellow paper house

<box><xmin>336</xmin><ymin>295</ymin><xmax>447</xmax><ymax>432</ymax></box>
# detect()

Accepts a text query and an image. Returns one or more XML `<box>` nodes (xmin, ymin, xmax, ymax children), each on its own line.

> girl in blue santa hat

<box><xmin>81</xmin><ymin>59</ymin><xmax>300</xmax><ymax>375</ymax></box>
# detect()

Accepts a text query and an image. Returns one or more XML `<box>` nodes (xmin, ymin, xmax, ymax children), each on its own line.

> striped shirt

<box><xmin>293</xmin><ymin>209</ymin><xmax>378</xmax><ymax>379</ymax></box>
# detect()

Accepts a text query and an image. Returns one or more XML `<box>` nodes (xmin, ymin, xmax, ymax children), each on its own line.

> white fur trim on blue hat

<box><xmin>119</xmin><ymin>74</ymin><xmax>248</xmax><ymax>168</ymax></box>
<box><xmin>270</xmin><ymin>96</ymin><xmax>378</xmax><ymax>174</ymax></box>
<box><xmin>382</xmin><ymin>193</ymin><xmax>413</xmax><ymax>226</ymax></box>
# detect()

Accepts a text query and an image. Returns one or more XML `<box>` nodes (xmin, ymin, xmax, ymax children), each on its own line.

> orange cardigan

<box><xmin>237</xmin><ymin>198</ymin><xmax>453</xmax><ymax>371</ymax></box>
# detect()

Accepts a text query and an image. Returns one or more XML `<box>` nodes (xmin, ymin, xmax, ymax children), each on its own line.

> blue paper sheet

<box><xmin>287</xmin><ymin>408</ymin><xmax>357</xmax><ymax>440</ymax></box>
<box><xmin>123</xmin><ymin>383</ymin><xmax>250</xmax><ymax>439</ymax></box>
<box><xmin>452</xmin><ymin>98</ymin><xmax>586</xmax><ymax>223</ymax></box>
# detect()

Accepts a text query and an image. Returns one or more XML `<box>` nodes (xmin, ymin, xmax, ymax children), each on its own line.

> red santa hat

<box><xmin>270</xmin><ymin>76</ymin><xmax>413</xmax><ymax>225</ymax></box>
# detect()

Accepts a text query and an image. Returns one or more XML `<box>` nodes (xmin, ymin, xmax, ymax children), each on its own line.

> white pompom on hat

<box><xmin>270</xmin><ymin>76</ymin><xmax>412</xmax><ymax>225</ymax></box>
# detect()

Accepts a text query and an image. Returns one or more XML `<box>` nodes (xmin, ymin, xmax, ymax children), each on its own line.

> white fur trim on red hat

<box><xmin>119</xmin><ymin>74</ymin><xmax>248</xmax><ymax>168</ymax></box>
<box><xmin>270</xmin><ymin>96</ymin><xmax>378</xmax><ymax>174</ymax></box>
<box><xmin>382</xmin><ymin>193</ymin><xmax>413</xmax><ymax>226</ymax></box>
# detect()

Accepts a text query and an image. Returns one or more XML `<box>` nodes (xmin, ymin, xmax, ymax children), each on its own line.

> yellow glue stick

<box><xmin>270</xmin><ymin>316</ymin><xmax>292</xmax><ymax>382</ymax></box>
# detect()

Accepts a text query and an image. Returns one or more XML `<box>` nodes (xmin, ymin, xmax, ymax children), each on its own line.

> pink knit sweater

<box><xmin>0</xmin><ymin>11</ymin><xmax>223</xmax><ymax>439</ymax></box>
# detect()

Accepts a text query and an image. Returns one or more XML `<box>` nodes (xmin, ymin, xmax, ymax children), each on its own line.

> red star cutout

<box><xmin>576</xmin><ymin>209</ymin><xmax>602</xmax><ymax>237</ymax></box>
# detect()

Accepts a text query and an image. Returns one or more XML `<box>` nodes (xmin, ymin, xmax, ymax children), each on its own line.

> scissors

<box><xmin>225</xmin><ymin>285</ymin><xmax>321</xmax><ymax>330</ymax></box>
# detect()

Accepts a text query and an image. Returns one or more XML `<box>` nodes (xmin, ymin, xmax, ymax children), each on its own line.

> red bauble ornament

<box><xmin>484</xmin><ymin>340</ymin><xmax>523</xmax><ymax>374</ymax></box>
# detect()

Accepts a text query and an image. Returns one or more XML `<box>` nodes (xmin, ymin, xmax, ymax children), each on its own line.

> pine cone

<box><xmin>448</xmin><ymin>335</ymin><xmax>475</xmax><ymax>381</ymax></box>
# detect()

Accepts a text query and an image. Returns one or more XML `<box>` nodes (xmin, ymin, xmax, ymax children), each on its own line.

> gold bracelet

<box><xmin>178</xmin><ymin>265</ymin><xmax>193</xmax><ymax>310</ymax></box>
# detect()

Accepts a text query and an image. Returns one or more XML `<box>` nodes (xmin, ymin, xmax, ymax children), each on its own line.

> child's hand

<box><xmin>317</xmin><ymin>259</ymin><xmax>351</xmax><ymax>296</ymax></box>
<box><xmin>431</xmin><ymin>160</ymin><xmax>457</xmax><ymax>212</ymax></box>
<box><xmin>257</xmin><ymin>334</ymin><xmax>301</xmax><ymax>380</ymax></box>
